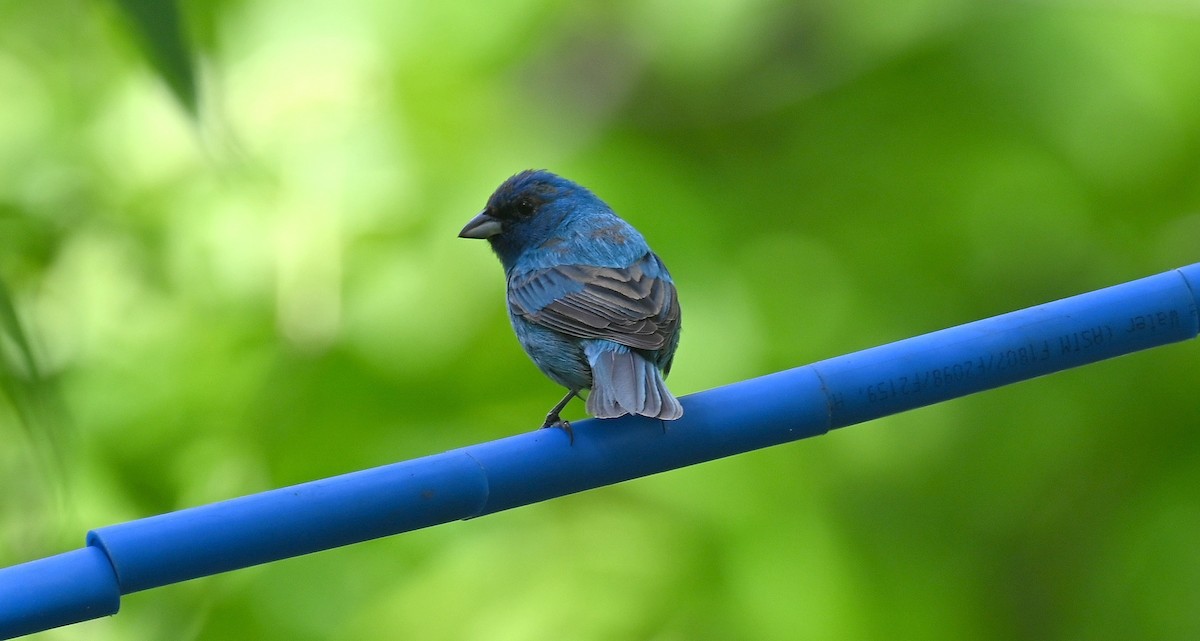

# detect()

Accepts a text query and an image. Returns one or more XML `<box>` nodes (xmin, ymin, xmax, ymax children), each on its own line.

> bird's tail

<box><xmin>584</xmin><ymin>343</ymin><xmax>683</xmax><ymax>420</ymax></box>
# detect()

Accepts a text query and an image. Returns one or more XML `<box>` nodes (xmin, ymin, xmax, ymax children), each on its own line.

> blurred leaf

<box><xmin>111</xmin><ymin>0</ymin><xmax>199</xmax><ymax>115</ymax></box>
<box><xmin>0</xmin><ymin>276</ymin><xmax>64</xmax><ymax>456</ymax></box>
<box><xmin>0</xmin><ymin>277</ymin><xmax>39</xmax><ymax>383</ymax></box>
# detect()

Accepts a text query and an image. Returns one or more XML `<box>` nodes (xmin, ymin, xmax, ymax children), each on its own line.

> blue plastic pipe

<box><xmin>2</xmin><ymin>263</ymin><xmax>1198</xmax><ymax>639</ymax></box>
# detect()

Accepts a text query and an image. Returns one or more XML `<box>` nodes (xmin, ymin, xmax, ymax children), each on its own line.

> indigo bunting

<box><xmin>459</xmin><ymin>170</ymin><xmax>683</xmax><ymax>439</ymax></box>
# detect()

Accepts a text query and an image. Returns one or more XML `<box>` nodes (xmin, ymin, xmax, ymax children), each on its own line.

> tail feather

<box><xmin>585</xmin><ymin>343</ymin><xmax>683</xmax><ymax>420</ymax></box>
<box><xmin>642</xmin><ymin>368</ymin><xmax>661</xmax><ymax>417</ymax></box>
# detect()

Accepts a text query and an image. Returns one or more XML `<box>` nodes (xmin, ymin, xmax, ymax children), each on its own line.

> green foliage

<box><xmin>111</xmin><ymin>0</ymin><xmax>199</xmax><ymax>114</ymax></box>
<box><xmin>2</xmin><ymin>0</ymin><xmax>1199</xmax><ymax>639</ymax></box>
<box><xmin>0</xmin><ymin>277</ymin><xmax>41</xmax><ymax>426</ymax></box>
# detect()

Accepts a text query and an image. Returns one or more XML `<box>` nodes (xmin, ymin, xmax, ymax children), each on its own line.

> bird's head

<box><xmin>459</xmin><ymin>170</ymin><xmax>586</xmax><ymax>267</ymax></box>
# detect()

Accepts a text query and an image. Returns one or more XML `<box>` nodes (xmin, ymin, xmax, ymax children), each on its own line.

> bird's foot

<box><xmin>541</xmin><ymin>414</ymin><xmax>574</xmax><ymax>445</ymax></box>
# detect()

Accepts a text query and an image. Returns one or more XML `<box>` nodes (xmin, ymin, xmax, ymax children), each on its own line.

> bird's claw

<box><xmin>542</xmin><ymin>415</ymin><xmax>574</xmax><ymax>445</ymax></box>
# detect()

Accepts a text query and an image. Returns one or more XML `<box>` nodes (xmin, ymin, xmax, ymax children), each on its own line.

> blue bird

<box><xmin>459</xmin><ymin>170</ymin><xmax>683</xmax><ymax>439</ymax></box>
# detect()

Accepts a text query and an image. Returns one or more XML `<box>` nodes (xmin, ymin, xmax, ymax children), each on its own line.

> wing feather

<box><xmin>509</xmin><ymin>253</ymin><xmax>680</xmax><ymax>352</ymax></box>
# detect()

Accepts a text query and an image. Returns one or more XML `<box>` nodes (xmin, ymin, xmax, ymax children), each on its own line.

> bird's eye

<box><xmin>516</xmin><ymin>199</ymin><xmax>536</xmax><ymax>217</ymax></box>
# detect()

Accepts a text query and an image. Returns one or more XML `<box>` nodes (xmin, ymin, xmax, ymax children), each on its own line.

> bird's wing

<box><xmin>508</xmin><ymin>253</ymin><xmax>679</xmax><ymax>352</ymax></box>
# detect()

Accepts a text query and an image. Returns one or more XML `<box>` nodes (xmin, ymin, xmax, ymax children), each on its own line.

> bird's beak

<box><xmin>458</xmin><ymin>211</ymin><xmax>503</xmax><ymax>239</ymax></box>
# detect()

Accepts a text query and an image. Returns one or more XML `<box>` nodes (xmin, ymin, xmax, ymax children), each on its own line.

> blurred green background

<box><xmin>3</xmin><ymin>0</ymin><xmax>1200</xmax><ymax>639</ymax></box>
